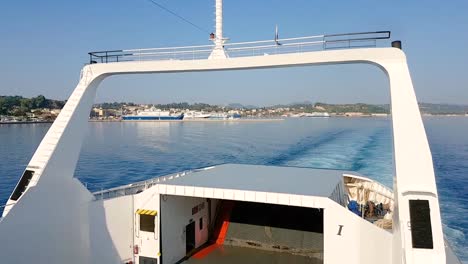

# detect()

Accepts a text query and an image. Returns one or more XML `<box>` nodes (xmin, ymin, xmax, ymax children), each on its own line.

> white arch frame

<box><xmin>2</xmin><ymin>47</ymin><xmax>445</xmax><ymax>264</ymax></box>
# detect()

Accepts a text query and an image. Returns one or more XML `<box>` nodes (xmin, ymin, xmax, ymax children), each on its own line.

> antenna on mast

<box><xmin>209</xmin><ymin>0</ymin><xmax>228</xmax><ymax>59</ymax></box>
<box><xmin>275</xmin><ymin>25</ymin><xmax>282</xmax><ymax>45</ymax></box>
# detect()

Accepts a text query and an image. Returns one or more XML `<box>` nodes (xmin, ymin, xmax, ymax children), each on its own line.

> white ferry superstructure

<box><xmin>0</xmin><ymin>0</ymin><xmax>461</xmax><ymax>263</ymax></box>
<box><xmin>183</xmin><ymin>111</ymin><xmax>211</xmax><ymax>119</ymax></box>
<box><xmin>292</xmin><ymin>112</ymin><xmax>331</xmax><ymax>118</ymax></box>
<box><xmin>122</xmin><ymin>107</ymin><xmax>184</xmax><ymax>121</ymax></box>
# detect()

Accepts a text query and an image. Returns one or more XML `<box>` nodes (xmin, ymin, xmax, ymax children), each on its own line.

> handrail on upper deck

<box><xmin>88</xmin><ymin>31</ymin><xmax>391</xmax><ymax>64</ymax></box>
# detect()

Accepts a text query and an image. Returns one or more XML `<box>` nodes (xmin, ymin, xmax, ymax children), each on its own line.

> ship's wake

<box><xmin>268</xmin><ymin>126</ymin><xmax>393</xmax><ymax>188</ymax></box>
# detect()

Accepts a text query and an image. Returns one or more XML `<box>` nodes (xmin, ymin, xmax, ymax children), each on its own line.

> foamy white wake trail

<box><xmin>281</xmin><ymin>125</ymin><xmax>393</xmax><ymax>188</ymax></box>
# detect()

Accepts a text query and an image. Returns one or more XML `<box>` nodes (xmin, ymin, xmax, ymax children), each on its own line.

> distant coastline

<box><xmin>2</xmin><ymin>115</ymin><xmax>467</xmax><ymax>125</ymax></box>
<box><xmin>1</xmin><ymin>95</ymin><xmax>467</xmax><ymax>123</ymax></box>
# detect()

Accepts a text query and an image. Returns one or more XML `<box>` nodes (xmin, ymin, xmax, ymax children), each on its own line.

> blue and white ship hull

<box><xmin>122</xmin><ymin>113</ymin><xmax>184</xmax><ymax>121</ymax></box>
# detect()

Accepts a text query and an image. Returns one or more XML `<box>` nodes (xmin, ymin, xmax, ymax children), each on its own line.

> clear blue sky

<box><xmin>0</xmin><ymin>0</ymin><xmax>467</xmax><ymax>106</ymax></box>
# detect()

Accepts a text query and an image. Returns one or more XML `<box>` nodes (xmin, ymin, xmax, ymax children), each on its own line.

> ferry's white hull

<box><xmin>0</xmin><ymin>45</ymin><xmax>455</xmax><ymax>263</ymax></box>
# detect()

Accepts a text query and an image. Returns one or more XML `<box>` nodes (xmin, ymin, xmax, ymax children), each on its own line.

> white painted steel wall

<box><xmin>89</xmin><ymin>196</ymin><xmax>134</xmax><ymax>263</ymax></box>
<box><xmin>324</xmin><ymin>200</ymin><xmax>393</xmax><ymax>264</ymax></box>
<box><xmin>0</xmin><ymin>179</ymin><xmax>134</xmax><ymax>263</ymax></box>
<box><xmin>154</xmin><ymin>183</ymin><xmax>392</xmax><ymax>264</ymax></box>
<box><xmin>133</xmin><ymin>186</ymin><xmax>161</xmax><ymax>262</ymax></box>
<box><xmin>160</xmin><ymin>195</ymin><xmax>209</xmax><ymax>264</ymax></box>
<box><xmin>0</xmin><ymin>48</ymin><xmax>445</xmax><ymax>263</ymax></box>
<box><xmin>0</xmin><ymin>178</ymin><xmax>96</xmax><ymax>263</ymax></box>
<box><xmin>155</xmin><ymin>184</ymin><xmax>329</xmax><ymax>211</ymax></box>
<box><xmin>2</xmin><ymin>71</ymin><xmax>104</xmax><ymax>217</ymax></box>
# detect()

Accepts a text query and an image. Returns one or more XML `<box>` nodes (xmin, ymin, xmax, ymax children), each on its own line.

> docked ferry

<box><xmin>183</xmin><ymin>111</ymin><xmax>211</xmax><ymax>119</ymax></box>
<box><xmin>122</xmin><ymin>107</ymin><xmax>184</xmax><ymax>121</ymax></box>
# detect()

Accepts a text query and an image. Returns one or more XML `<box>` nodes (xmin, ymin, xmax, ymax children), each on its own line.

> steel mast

<box><xmin>209</xmin><ymin>0</ymin><xmax>228</xmax><ymax>59</ymax></box>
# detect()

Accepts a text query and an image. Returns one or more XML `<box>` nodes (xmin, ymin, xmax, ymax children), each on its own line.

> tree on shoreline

<box><xmin>0</xmin><ymin>95</ymin><xmax>65</xmax><ymax>115</ymax></box>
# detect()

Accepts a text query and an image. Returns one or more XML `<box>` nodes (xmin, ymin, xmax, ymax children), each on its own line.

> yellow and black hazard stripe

<box><xmin>136</xmin><ymin>209</ymin><xmax>158</xmax><ymax>216</ymax></box>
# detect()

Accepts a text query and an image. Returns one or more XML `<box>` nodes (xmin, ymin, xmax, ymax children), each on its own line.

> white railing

<box><xmin>88</xmin><ymin>31</ymin><xmax>391</xmax><ymax>64</ymax></box>
<box><xmin>90</xmin><ymin>167</ymin><xmax>215</xmax><ymax>200</ymax></box>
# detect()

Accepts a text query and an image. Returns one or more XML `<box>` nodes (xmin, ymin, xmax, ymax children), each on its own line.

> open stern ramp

<box><xmin>149</xmin><ymin>164</ymin><xmax>392</xmax><ymax>264</ymax></box>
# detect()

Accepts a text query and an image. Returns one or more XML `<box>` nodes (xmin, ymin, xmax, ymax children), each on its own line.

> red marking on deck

<box><xmin>192</xmin><ymin>201</ymin><xmax>235</xmax><ymax>259</ymax></box>
<box><xmin>192</xmin><ymin>244</ymin><xmax>220</xmax><ymax>259</ymax></box>
<box><xmin>216</xmin><ymin>219</ymin><xmax>230</xmax><ymax>244</ymax></box>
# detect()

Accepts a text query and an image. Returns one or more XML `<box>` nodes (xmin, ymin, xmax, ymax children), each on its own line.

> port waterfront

<box><xmin>2</xmin><ymin>96</ymin><xmax>466</xmax><ymax>124</ymax></box>
<box><xmin>0</xmin><ymin>105</ymin><xmax>386</xmax><ymax>123</ymax></box>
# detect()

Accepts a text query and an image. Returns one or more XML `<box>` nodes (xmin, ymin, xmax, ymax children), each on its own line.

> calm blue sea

<box><xmin>0</xmin><ymin>117</ymin><xmax>466</xmax><ymax>262</ymax></box>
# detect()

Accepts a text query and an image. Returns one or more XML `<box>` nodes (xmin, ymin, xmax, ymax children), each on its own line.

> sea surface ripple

<box><xmin>0</xmin><ymin>117</ymin><xmax>466</xmax><ymax>262</ymax></box>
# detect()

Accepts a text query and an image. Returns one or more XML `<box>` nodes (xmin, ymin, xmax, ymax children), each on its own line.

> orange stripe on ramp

<box><xmin>216</xmin><ymin>220</ymin><xmax>230</xmax><ymax>245</ymax></box>
<box><xmin>192</xmin><ymin>244</ymin><xmax>220</xmax><ymax>259</ymax></box>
